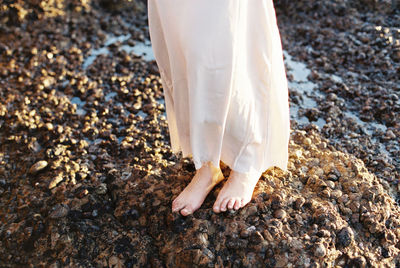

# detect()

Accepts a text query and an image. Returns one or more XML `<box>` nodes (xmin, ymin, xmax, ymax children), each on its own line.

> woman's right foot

<box><xmin>172</xmin><ymin>161</ymin><xmax>225</xmax><ymax>216</ymax></box>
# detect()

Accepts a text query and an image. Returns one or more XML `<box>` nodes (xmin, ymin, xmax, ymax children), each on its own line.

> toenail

<box><xmin>181</xmin><ymin>209</ymin><xmax>189</xmax><ymax>215</ymax></box>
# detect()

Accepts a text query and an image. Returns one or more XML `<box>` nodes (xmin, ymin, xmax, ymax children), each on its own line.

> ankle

<box><xmin>199</xmin><ymin>161</ymin><xmax>220</xmax><ymax>173</ymax></box>
<box><xmin>230</xmin><ymin>170</ymin><xmax>262</xmax><ymax>183</ymax></box>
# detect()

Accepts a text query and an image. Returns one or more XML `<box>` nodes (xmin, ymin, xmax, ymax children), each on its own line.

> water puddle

<box><xmin>105</xmin><ymin>92</ymin><xmax>117</xmax><ymax>102</ymax></box>
<box><xmin>342</xmin><ymin>111</ymin><xmax>387</xmax><ymax>136</ymax></box>
<box><xmin>284</xmin><ymin>51</ymin><xmax>326</xmax><ymax>129</ymax></box>
<box><xmin>120</xmin><ymin>40</ymin><xmax>154</xmax><ymax>61</ymax></box>
<box><xmin>136</xmin><ymin>110</ymin><xmax>147</xmax><ymax>118</ymax></box>
<box><xmin>70</xmin><ymin>96</ymin><xmax>87</xmax><ymax>116</ymax></box>
<box><xmin>82</xmin><ymin>34</ymin><xmax>155</xmax><ymax>70</ymax></box>
<box><xmin>82</xmin><ymin>46</ymin><xmax>109</xmax><ymax>70</ymax></box>
<box><xmin>118</xmin><ymin>136</ymin><xmax>125</xmax><ymax>144</ymax></box>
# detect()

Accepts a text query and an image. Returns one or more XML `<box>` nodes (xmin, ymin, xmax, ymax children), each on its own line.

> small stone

<box><xmin>295</xmin><ymin>197</ymin><xmax>305</xmax><ymax>210</ymax></box>
<box><xmin>331</xmin><ymin>189</ymin><xmax>342</xmax><ymax>199</ymax></box>
<box><xmin>294</xmin><ymin>149</ymin><xmax>302</xmax><ymax>159</ymax></box>
<box><xmin>108</xmin><ymin>256</ymin><xmax>123</xmax><ymax>267</ymax></box>
<box><xmin>250</xmin><ymin>231</ymin><xmax>264</xmax><ymax>244</ymax></box>
<box><xmin>49</xmin><ymin>204</ymin><xmax>69</xmax><ymax>219</ymax></box>
<box><xmin>321</xmin><ymin>189</ymin><xmax>331</xmax><ymax>198</ymax></box>
<box><xmin>349</xmin><ymin>256</ymin><xmax>367</xmax><ymax>267</ymax></box>
<box><xmin>326</xmin><ymin>180</ymin><xmax>335</xmax><ymax>189</ymax></box>
<box><xmin>242</xmin><ymin>205</ymin><xmax>258</xmax><ymax>217</ymax></box>
<box><xmin>198</xmin><ymin>248</ymin><xmax>214</xmax><ymax>265</ymax></box>
<box><xmin>29</xmin><ymin>160</ymin><xmax>48</xmax><ymax>174</ymax></box>
<box><xmin>45</xmin><ymin>122</ymin><xmax>54</xmax><ymax>131</ymax></box>
<box><xmin>95</xmin><ymin>183</ymin><xmax>107</xmax><ymax>195</ymax></box>
<box><xmin>385</xmin><ymin>130</ymin><xmax>395</xmax><ymax>139</ymax></box>
<box><xmin>240</xmin><ymin>229</ymin><xmax>250</xmax><ymax>238</ymax></box>
<box><xmin>242</xmin><ymin>252</ymin><xmax>259</xmax><ymax>267</ymax></box>
<box><xmin>274</xmin><ymin>209</ymin><xmax>286</xmax><ymax>219</ymax></box>
<box><xmin>303</xmin><ymin>138</ymin><xmax>312</xmax><ymax>145</ymax></box>
<box><xmin>336</xmin><ymin>227</ymin><xmax>354</xmax><ymax>248</ymax></box>
<box><xmin>49</xmin><ymin>175</ymin><xmax>63</xmax><ymax>189</ymax></box>
<box><xmin>314</xmin><ymin>243</ymin><xmax>326</xmax><ymax>257</ymax></box>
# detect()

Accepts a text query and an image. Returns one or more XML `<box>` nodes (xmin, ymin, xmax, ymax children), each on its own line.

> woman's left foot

<box><xmin>213</xmin><ymin>170</ymin><xmax>262</xmax><ymax>213</ymax></box>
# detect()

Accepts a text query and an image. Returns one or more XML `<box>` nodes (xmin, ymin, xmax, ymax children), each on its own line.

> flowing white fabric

<box><xmin>147</xmin><ymin>0</ymin><xmax>290</xmax><ymax>174</ymax></box>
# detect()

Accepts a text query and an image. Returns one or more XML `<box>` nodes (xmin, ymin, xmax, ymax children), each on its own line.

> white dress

<box><xmin>147</xmin><ymin>0</ymin><xmax>290</xmax><ymax>174</ymax></box>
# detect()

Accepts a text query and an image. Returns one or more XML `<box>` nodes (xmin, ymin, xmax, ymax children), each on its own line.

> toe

<box><xmin>220</xmin><ymin>198</ymin><xmax>230</xmax><ymax>212</ymax></box>
<box><xmin>227</xmin><ymin>199</ymin><xmax>235</xmax><ymax>210</ymax></box>
<box><xmin>180</xmin><ymin>207</ymin><xmax>192</xmax><ymax>216</ymax></box>
<box><xmin>234</xmin><ymin>199</ymin><xmax>241</xmax><ymax>210</ymax></box>
<box><xmin>213</xmin><ymin>194</ymin><xmax>224</xmax><ymax>213</ymax></box>
<box><xmin>172</xmin><ymin>198</ymin><xmax>185</xmax><ymax>212</ymax></box>
<box><xmin>240</xmin><ymin>198</ymin><xmax>247</xmax><ymax>208</ymax></box>
<box><xmin>213</xmin><ymin>206</ymin><xmax>220</xmax><ymax>213</ymax></box>
<box><xmin>213</xmin><ymin>199</ymin><xmax>221</xmax><ymax>213</ymax></box>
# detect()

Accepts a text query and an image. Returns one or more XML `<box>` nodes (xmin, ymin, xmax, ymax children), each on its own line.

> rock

<box><xmin>348</xmin><ymin>256</ymin><xmax>367</xmax><ymax>267</ymax></box>
<box><xmin>29</xmin><ymin>160</ymin><xmax>48</xmax><ymax>174</ymax></box>
<box><xmin>336</xmin><ymin>227</ymin><xmax>354</xmax><ymax>248</ymax></box>
<box><xmin>49</xmin><ymin>175</ymin><xmax>64</xmax><ymax>189</ymax></box>
<box><xmin>295</xmin><ymin>197</ymin><xmax>305</xmax><ymax>209</ymax></box>
<box><xmin>95</xmin><ymin>183</ymin><xmax>108</xmax><ymax>195</ymax></box>
<box><xmin>314</xmin><ymin>243</ymin><xmax>326</xmax><ymax>257</ymax></box>
<box><xmin>242</xmin><ymin>205</ymin><xmax>258</xmax><ymax>217</ymax></box>
<box><xmin>303</xmin><ymin>138</ymin><xmax>312</xmax><ymax>146</ymax></box>
<box><xmin>1</xmin><ymin>0</ymin><xmax>400</xmax><ymax>267</ymax></box>
<box><xmin>49</xmin><ymin>204</ymin><xmax>70</xmax><ymax>219</ymax></box>
<box><xmin>274</xmin><ymin>209</ymin><xmax>286</xmax><ymax>219</ymax></box>
<box><xmin>108</xmin><ymin>255</ymin><xmax>123</xmax><ymax>268</ymax></box>
<box><xmin>242</xmin><ymin>252</ymin><xmax>260</xmax><ymax>267</ymax></box>
<box><xmin>250</xmin><ymin>231</ymin><xmax>264</xmax><ymax>244</ymax></box>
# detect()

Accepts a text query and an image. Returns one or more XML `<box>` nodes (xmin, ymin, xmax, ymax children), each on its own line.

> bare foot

<box><xmin>172</xmin><ymin>161</ymin><xmax>225</xmax><ymax>216</ymax></box>
<box><xmin>212</xmin><ymin>170</ymin><xmax>262</xmax><ymax>213</ymax></box>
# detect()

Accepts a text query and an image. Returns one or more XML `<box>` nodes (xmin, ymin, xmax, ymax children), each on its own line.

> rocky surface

<box><xmin>0</xmin><ymin>0</ymin><xmax>399</xmax><ymax>267</ymax></box>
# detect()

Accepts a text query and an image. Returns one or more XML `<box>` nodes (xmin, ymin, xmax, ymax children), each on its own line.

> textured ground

<box><xmin>0</xmin><ymin>0</ymin><xmax>399</xmax><ymax>267</ymax></box>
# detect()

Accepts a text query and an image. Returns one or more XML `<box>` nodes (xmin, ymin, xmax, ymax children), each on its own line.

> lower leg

<box><xmin>172</xmin><ymin>161</ymin><xmax>225</xmax><ymax>216</ymax></box>
<box><xmin>212</xmin><ymin>169</ymin><xmax>262</xmax><ymax>213</ymax></box>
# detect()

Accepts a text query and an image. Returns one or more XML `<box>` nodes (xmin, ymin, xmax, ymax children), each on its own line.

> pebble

<box><xmin>95</xmin><ymin>183</ymin><xmax>108</xmax><ymax>195</ymax></box>
<box><xmin>295</xmin><ymin>197</ymin><xmax>306</xmax><ymax>210</ymax></box>
<box><xmin>49</xmin><ymin>204</ymin><xmax>69</xmax><ymax>219</ymax></box>
<box><xmin>336</xmin><ymin>227</ymin><xmax>354</xmax><ymax>248</ymax></box>
<box><xmin>29</xmin><ymin>160</ymin><xmax>48</xmax><ymax>174</ymax></box>
<box><xmin>49</xmin><ymin>175</ymin><xmax>63</xmax><ymax>189</ymax></box>
<box><xmin>303</xmin><ymin>138</ymin><xmax>312</xmax><ymax>146</ymax></box>
<box><xmin>274</xmin><ymin>209</ymin><xmax>286</xmax><ymax>219</ymax></box>
<box><xmin>314</xmin><ymin>243</ymin><xmax>327</xmax><ymax>257</ymax></box>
